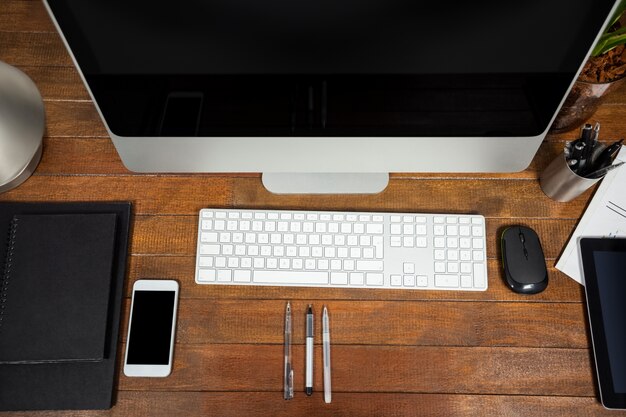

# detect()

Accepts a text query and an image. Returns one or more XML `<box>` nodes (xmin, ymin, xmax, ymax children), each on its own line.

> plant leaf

<box><xmin>592</xmin><ymin>26</ymin><xmax>626</xmax><ymax>56</ymax></box>
<box><xmin>607</xmin><ymin>0</ymin><xmax>626</xmax><ymax>29</ymax></box>
<box><xmin>597</xmin><ymin>33</ymin><xmax>626</xmax><ymax>56</ymax></box>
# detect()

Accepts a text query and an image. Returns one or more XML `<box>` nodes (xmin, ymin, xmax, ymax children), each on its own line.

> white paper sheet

<box><xmin>555</xmin><ymin>147</ymin><xmax>626</xmax><ymax>284</ymax></box>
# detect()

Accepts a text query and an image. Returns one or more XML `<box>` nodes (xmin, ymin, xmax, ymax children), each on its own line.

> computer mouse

<box><xmin>0</xmin><ymin>60</ymin><xmax>44</xmax><ymax>193</ymax></box>
<box><xmin>501</xmin><ymin>226</ymin><xmax>548</xmax><ymax>294</ymax></box>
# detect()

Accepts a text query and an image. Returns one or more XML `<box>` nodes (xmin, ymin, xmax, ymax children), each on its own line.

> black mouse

<box><xmin>501</xmin><ymin>226</ymin><xmax>548</xmax><ymax>294</ymax></box>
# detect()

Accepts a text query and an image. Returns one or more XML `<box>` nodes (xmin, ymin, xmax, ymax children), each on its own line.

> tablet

<box><xmin>580</xmin><ymin>237</ymin><xmax>626</xmax><ymax>410</ymax></box>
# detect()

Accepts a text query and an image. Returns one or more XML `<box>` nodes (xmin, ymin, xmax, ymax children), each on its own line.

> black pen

<box><xmin>595</xmin><ymin>139</ymin><xmax>623</xmax><ymax>168</ymax></box>
<box><xmin>587</xmin><ymin>161</ymin><xmax>625</xmax><ymax>179</ymax></box>
<box><xmin>305</xmin><ymin>305</ymin><xmax>314</xmax><ymax>396</ymax></box>
<box><xmin>578</xmin><ymin>123</ymin><xmax>593</xmax><ymax>147</ymax></box>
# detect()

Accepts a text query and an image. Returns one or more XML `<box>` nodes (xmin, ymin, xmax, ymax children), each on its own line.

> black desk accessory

<box><xmin>0</xmin><ymin>202</ymin><xmax>131</xmax><ymax>411</ymax></box>
<box><xmin>0</xmin><ymin>213</ymin><xmax>117</xmax><ymax>364</ymax></box>
<box><xmin>580</xmin><ymin>238</ymin><xmax>626</xmax><ymax>410</ymax></box>
<box><xmin>501</xmin><ymin>226</ymin><xmax>548</xmax><ymax>294</ymax></box>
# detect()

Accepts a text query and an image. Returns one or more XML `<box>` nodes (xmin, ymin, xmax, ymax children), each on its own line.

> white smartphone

<box><xmin>124</xmin><ymin>279</ymin><xmax>179</xmax><ymax>377</ymax></box>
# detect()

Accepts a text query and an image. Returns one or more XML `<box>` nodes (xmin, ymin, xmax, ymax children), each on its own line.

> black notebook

<box><xmin>0</xmin><ymin>202</ymin><xmax>131</xmax><ymax>411</ymax></box>
<box><xmin>0</xmin><ymin>213</ymin><xmax>117</xmax><ymax>364</ymax></box>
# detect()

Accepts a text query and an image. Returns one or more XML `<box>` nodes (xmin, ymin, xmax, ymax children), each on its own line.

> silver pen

<box><xmin>284</xmin><ymin>301</ymin><xmax>294</xmax><ymax>400</ymax></box>
<box><xmin>322</xmin><ymin>305</ymin><xmax>332</xmax><ymax>403</ymax></box>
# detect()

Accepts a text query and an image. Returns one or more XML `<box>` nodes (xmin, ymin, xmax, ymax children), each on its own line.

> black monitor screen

<box><xmin>46</xmin><ymin>0</ymin><xmax>617</xmax><ymax>137</ymax></box>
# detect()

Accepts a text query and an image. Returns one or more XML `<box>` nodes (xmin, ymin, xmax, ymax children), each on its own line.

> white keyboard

<box><xmin>195</xmin><ymin>209</ymin><xmax>487</xmax><ymax>291</ymax></box>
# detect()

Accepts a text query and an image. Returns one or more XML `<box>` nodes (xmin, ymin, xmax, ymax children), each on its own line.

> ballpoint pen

<box><xmin>305</xmin><ymin>305</ymin><xmax>314</xmax><ymax>396</ymax></box>
<box><xmin>322</xmin><ymin>305</ymin><xmax>332</xmax><ymax>404</ymax></box>
<box><xmin>284</xmin><ymin>302</ymin><xmax>294</xmax><ymax>400</ymax></box>
<box><xmin>586</xmin><ymin>161</ymin><xmax>625</xmax><ymax>179</ymax></box>
<box><xmin>590</xmin><ymin>139</ymin><xmax>623</xmax><ymax>173</ymax></box>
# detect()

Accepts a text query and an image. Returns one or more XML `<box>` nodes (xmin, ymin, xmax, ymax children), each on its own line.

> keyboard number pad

<box><xmin>432</xmin><ymin>216</ymin><xmax>487</xmax><ymax>290</ymax></box>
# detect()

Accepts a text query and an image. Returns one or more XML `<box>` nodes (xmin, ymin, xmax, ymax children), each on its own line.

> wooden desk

<box><xmin>3</xmin><ymin>2</ymin><xmax>626</xmax><ymax>415</ymax></box>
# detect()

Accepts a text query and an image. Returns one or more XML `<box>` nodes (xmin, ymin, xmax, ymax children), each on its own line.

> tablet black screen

<box><xmin>581</xmin><ymin>238</ymin><xmax>626</xmax><ymax>409</ymax></box>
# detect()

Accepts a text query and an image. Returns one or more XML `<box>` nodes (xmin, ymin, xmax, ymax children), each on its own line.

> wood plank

<box><xmin>0</xmin><ymin>0</ymin><xmax>56</xmax><ymax>33</ymax></box>
<box><xmin>0</xmin><ymin>31</ymin><xmax>71</xmax><ymax>67</ymax></box>
<box><xmin>0</xmin><ymin>177</ymin><xmax>233</xmax><ymax>215</ymax></box>
<box><xmin>116</xmin><ymin>344</ymin><xmax>595</xmax><ymax>396</ymax></box>
<box><xmin>1</xmin><ymin>392</ymin><xmax>614</xmax><ymax>417</ymax></box>
<box><xmin>116</xmin><ymin>299</ymin><xmax>588</xmax><ymax>348</ymax></box>
<box><xmin>22</xmin><ymin>66</ymin><xmax>91</xmax><ymax>101</ymax></box>
<box><xmin>127</xmin><ymin>256</ymin><xmax>585</xmax><ymax>302</ymax></box>
<box><xmin>43</xmin><ymin>101</ymin><xmax>109</xmax><ymax>138</ymax></box>
<box><xmin>39</xmin><ymin>138</ymin><xmax>130</xmax><ymax>175</ymax></box>
<box><xmin>0</xmin><ymin>175</ymin><xmax>591</xmax><ymax>218</ymax></box>
<box><xmin>231</xmin><ymin>177</ymin><xmax>592</xmax><ymax>219</ymax></box>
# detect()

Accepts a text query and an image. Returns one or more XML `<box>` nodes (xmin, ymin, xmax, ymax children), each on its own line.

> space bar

<box><xmin>253</xmin><ymin>271</ymin><xmax>329</xmax><ymax>285</ymax></box>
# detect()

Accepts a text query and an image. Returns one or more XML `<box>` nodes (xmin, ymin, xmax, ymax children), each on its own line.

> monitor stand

<box><xmin>261</xmin><ymin>173</ymin><xmax>389</xmax><ymax>194</ymax></box>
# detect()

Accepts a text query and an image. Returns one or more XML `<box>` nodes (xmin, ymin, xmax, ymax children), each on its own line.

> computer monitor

<box><xmin>44</xmin><ymin>0</ymin><xmax>619</xmax><ymax>193</ymax></box>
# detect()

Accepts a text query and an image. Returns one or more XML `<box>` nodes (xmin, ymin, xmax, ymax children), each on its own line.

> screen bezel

<box><xmin>580</xmin><ymin>237</ymin><xmax>626</xmax><ymax>409</ymax></box>
<box><xmin>123</xmin><ymin>280</ymin><xmax>179</xmax><ymax>377</ymax></box>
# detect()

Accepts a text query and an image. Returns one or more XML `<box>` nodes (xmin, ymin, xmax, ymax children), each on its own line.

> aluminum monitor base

<box><xmin>262</xmin><ymin>173</ymin><xmax>389</xmax><ymax>194</ymax></box>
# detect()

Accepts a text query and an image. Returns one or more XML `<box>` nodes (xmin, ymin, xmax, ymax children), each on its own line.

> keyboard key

<box><xmin>357</xmin><ymin>260</ymin><xmax>384</xmax><ymax>271</ymax></box>
<box><xmin>331</xmin><ymin>272</ymin><xmax>349</xmax><ymax>285</ymax></box>
<box><xmin>200</xmin><ymin>244</ymin><xmax>220</xmax><ymax>255</ymax></box>
<box><xmin>234</xmin><ymin>270</ymin><xmax>252</xmax><ymax>282</ymax></box>
<box><xmin>198</xmin><ymin>269</ymin><xmax>216</xmax><ymax>282</ymax></box>
<box><xmin>472</xmin><ymin>226</ymin><xmax>484</xmax><ymax>237</ymax></box>
<box><xmin>201</xmin><ymin>232</ymin><xmax>218</xmax><ymax>243</ymax></box>
<box><xmin>391</xmin><ymin>275</ymin><xmax>402</xmax><ymax>286</ymax></box>
<box><xmin>461</xmin><ymin>275</ymin><xmax>472</xmax><ymax>288</ymax></box>
<box><xmin>199</xmin><ymin>256</ymin><xmax>213</xmax><ymax>267</ymax></box>
<box><xmin>217</xmin><ymin>270</ymin><xmax>232</xmax><ymax>282</ymax></box>
<box><xmin>473</xmin><ymin>264</ymin><xmax>486</xmax><ymax>288</ymax></box>
<box><xmin>366</xmin><ymin>273</ymin><xmax>384</xmax><ymax>286</ymax></box>
<box><xmin>254</xmin><ymin>271</ymin><xmax>329</xmax><ymax>285</ymax></box>
<box><xmin>366</xmin><ymin>224</ymin><xmax>383</xmax><ymax>234</ymax></box>
<box><xmin>350</xmin><ymin>272</ymin><xmax>365</xmax><ymax>285</ymax></box>
<box><xmin>404</xmin><ymin>275</ymin><xmax>417</xmax><ymax>286</ymax></box>
<box><xmin>435</xmin><ymin>274</ymin><xmax>459</xmax><ymax>288</ymax></box>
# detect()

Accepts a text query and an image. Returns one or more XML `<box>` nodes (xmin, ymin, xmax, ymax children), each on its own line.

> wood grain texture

<box><xmin>113</xmin><ymin>344</ymin><xmax>594</xmax><ymax>396</ymax></box>
<box><xmin>3</xmin><ymin>0</ymin><xmax>626</xmax><ymax>415</ymax></box>
<box><xmin>115</xmin><ymin>299</ymin><xmax>589</xmax><ymax>348</ymax></box>
<box><xmin>0</xmin><ymin>392</ymin><xmax>617</xmax><ymax>417</ymax></box>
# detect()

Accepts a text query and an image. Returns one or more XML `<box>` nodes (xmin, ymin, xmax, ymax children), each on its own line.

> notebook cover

<box><xmin>0</xmin><ymin>213</ymin><xmax>117</xmax><ymax>364</ymax></box>
<box><xmin>0</xmin><ymin>202</ymin><xmax>131</xmax><ymax>411</ymax></box>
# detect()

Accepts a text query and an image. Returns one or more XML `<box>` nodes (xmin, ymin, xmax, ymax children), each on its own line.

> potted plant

<box><xmin>551</xmin><ymin>0</ymin><xmax>626</xmax><ymax>132</ymax></box>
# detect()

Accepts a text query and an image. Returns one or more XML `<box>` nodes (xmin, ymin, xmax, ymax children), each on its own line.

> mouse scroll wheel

<box><xmin>518</xmin><ymin>233</ymin><xmax>525</xmax><ymax>244</ymax></box>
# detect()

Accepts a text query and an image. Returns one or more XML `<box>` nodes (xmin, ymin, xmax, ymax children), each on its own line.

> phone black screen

<box><xmin>126</xmin><ymin>290</ymin><xmax>176</xmax><ymax>365</ymax></box>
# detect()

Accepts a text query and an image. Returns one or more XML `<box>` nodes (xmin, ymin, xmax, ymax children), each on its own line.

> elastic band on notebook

<box><xmin>0</xmin><ymin>217</ymin><xmax>19</xmax><ymax>329</ymax></box>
